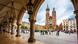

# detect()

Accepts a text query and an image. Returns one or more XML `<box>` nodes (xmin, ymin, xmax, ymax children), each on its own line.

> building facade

<box><xmin>63</xmin><ymin>18</ymin><xmax>77</xmax><ymax>32</ymax></box>
<box><xmin>63</xmin><ymin>19</ymin><xmax>69</xmax><ymax>31</ymax></box>
<box><xmin>68</xmin><ymin>18</ymin><xmax>77</xmax><ymax>31</ymax></box>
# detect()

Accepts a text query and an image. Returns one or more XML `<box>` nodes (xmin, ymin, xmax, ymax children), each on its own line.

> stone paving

<box><xmin>21</xmin><ymin>31</ymin><xmax>77</xmax><ymax>44</ymax></box>
<box><xmin>0</xmin><ymin>31</ymin><xmax>77</xmax><ymax>44</ymax></box>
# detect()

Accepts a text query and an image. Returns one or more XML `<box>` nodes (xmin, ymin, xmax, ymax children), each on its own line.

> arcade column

<box><xmin>74</xmin><ymin>10</ymin><xmax>78</xmax><ymax>39</ymax></box>
<box><xmin>16</xmin><ymin>22</ymin><xmax>21</xmax><ymax>37</ymax></box>
<box><xmin>28</xmin><ymin>15</ymin><xmax>36</xmax><ymax>43</ymax></box>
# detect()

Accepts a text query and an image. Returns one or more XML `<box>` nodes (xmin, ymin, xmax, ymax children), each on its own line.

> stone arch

<box><xmin>17</xmin><ymin>7</ymin><xmax>26</xmax><ymax>25</ymax></box>
<box><xmin>71</xmin><ymin>0</ymin><xmax>78</xmax><ymax>10</ymax></box>
<box><xmin>16</xmin><ymin>0</ymin><xmax>78</xmax><ymax>34</ymax></box>
<box><xmin>17</xmin><ymin>0</ymin><xmax>44</xmax><ymax>25</ymax></box>
<box><xmin>16</xmin><ymin>0</ymin><xmax>44</xmax><ymax>38</ymax></box>
<box><xmin>16</xmin><ymin>0</ymin><xmax>78</xmax><ymax>42</ymax></box>
<box><xmin>71</xmin><ymin>0</ymin><xmax>78</xmax><ymax>38</ymax></box>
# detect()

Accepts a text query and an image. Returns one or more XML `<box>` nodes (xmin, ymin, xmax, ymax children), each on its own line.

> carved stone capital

<box><xmin>29</xmin><ymin>18</ymin><xmax>34</xmax><ymax>22</ymax></box>
<box><xmin>74</xmin><ymin>10</ymin><xmax>78</xmax><ymax>14</ymax></box>
<box><xmin>17</xmin><ymin>22</ymin><xmax>22</xmax><ymax>26</ymax></box>
<box><xmin>75</xmin><ymin>16</ymin><xmax>78</xmax><ymax>19</ymax></box>
<box><xmin>74</xmin><ymin>10</ymin><xmax>78</xmax><ymax>19</ymax></box>
<box><xmin>29</xmin><ymin>18</ymin><xmax>36</xmax><ymax>23</ymax></box>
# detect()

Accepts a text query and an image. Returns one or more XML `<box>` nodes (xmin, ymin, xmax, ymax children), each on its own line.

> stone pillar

<box><xmin>27</xmin><ymin>0</ymin><xmax>36</xmax><ymax>42</ymax></box>
<box><xmin>11</xmin><ymin>24</ymin><xmax>15</xmax><ymax>34</ymax></box>
<box><xmin>28</xmin><ymin>15</ymin><xmax>36</xmax><ymax>43</ymax></box>
<box><xmin>8</xmin><ymin>24</ymin><xmax>11</xmax><ymax>33</ymax></box>
<box><xmin>16</xmin><ymin>23</ymin><xmax>21</xmax><ymax>37</ymax></box>
<box><xmin>6</xmin><ymin>25</ymin><xmax>8</xmax><ymax>32</ymax></box>
<box><xmin>74</xmin><ymin>10</ymin><xmax>78</xmax><ymax>40</ymax></box>
<box><xmin>1</xmin><ymin>26</ymin><xmax>3</xmax><ymax>33</ymax></box>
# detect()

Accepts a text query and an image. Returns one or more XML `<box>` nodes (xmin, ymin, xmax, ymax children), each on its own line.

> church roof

<box><xmin>52</xmin><ymin>8</ymin><xmax>56</xmax><ymax>16</ymax></box>
<box><xmin>68</xmin><ymin>18</ymin><xmax>75</xmax><ymax>21</ymax></box>
<box><xmin>53</xmin><ymin>8</ymin><xmax>55</xmax><ymax>11</ymax></box>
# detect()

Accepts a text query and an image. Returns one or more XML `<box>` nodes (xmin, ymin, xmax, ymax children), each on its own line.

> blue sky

<box><xmin>22</xmin><ymin>0</ymin><xmax>75</xmax><ymax>25</ymax></box>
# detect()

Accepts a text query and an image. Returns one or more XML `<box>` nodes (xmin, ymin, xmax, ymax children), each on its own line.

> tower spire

<box><xmin>53</xmin><ymin>8</ymin><xmax>55</xmax><ymax>11</ymax></box>
<box><xmin>52</xmin><ymin>8</ymin><xmax>56</xmax><ymax>15</ymax></box>
<box><xmin>46</xmin><ymin>4</ymin><xmax>50</xmax><ymax>11</ymax></box>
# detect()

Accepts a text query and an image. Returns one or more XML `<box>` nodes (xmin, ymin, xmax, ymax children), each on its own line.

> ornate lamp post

<box><xmin>27</xmin><ymin>0</ymin><xmax>36</xmax><ymax>43</ymax></box>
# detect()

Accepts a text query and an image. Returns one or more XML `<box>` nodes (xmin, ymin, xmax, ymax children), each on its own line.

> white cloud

<box><xmin>22</xmin><ymin>13</ymin><xmax>29</xmax><ymax>23</ymax></box>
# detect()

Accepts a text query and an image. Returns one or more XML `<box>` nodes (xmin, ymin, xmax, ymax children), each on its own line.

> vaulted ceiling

<box><xmin>0</xmin><ymin>0</ymin><xmax>44</xmax><ymax>24</ymax></box>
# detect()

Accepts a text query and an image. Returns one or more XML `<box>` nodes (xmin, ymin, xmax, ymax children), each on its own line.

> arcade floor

<box><xmin>0</xmin><ymin>32</ymin><xmax>44</xmax><ymax>44</ymax></box>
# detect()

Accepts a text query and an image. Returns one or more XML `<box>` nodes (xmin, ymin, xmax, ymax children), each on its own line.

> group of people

<box><xmin>21</xmin><ymin>29</ymin><xmax>76</xmax><ymax>36</ymax></box>
<box><xmin>21</xmin><ymin>29</ymin><xmax>29</xmax><ymax>34</ymax></box>
<box><xmin>40</xmin><ymin>29</ymin><xmax>62</xmax><ymax>36</ymax></box>
<box><xmin>40</xmin><ymin>30</ymin><xmax>60</xmax><ymax>36</ymax></box>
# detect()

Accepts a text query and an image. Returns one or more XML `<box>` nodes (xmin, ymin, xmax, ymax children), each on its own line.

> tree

<box><xmin>21</xmin><ymin>24</ymin><xmax>25</xmax><ymax>29</ymax></box>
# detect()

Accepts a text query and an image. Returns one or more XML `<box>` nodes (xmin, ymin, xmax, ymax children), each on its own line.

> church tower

<box><xmin>52</xmin><ymin>8</ymin><xmax>56</xmax><ymax>30</ymax></box>
<box><xmin>45</xmin><ymin>5</ymin><xmax>50</xmax><ymax>30</ymax></box>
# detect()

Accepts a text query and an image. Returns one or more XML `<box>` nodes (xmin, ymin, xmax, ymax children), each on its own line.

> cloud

<box><xmin>22</xmin><ymin>13</ymin><xmax>29</xmax><ymax>23</ymax></box>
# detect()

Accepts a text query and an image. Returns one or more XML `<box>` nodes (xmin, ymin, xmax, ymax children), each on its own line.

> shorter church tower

<box><xmin>52</xmin><ymin>8</ymin><xmax>56</xmax><ymax>30</ymax></box>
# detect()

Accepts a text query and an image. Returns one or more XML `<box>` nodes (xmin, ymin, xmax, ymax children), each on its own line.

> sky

<box><xmin>22</xmin><ymin>0</ymin><xmax>75</xmax><ymax>26</ymax></box>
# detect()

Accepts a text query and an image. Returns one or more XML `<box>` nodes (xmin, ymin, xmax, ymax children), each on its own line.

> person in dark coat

<box><xmin>56</xmin><ymin>29</ymin><xmax>60</xmax><ymax>36</ymax></box>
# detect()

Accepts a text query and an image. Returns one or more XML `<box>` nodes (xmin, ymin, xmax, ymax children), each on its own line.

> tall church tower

<box><xmin>45</xmin><ymin>5</ymin><xmax>50</xmax><ymax>30</ymax></box>
<box><xmin>52</xmin><ymin>8</ymin><xmax>56</xmax><ymax>30</ymax></box>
